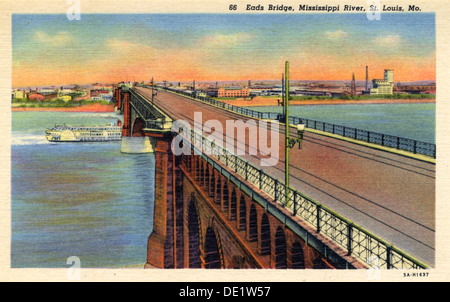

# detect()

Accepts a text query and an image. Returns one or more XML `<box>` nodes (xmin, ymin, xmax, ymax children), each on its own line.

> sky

<box><xmin>12</xmin><ymin>13</ymin><xmax>436</xmax><ymax>87</ymax></box>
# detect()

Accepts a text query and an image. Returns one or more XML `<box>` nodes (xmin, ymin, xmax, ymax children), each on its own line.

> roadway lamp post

<box><xmin>284</xmin><ymin>61</ymin><xmax>305</xmax><ymax>209</ymax></box>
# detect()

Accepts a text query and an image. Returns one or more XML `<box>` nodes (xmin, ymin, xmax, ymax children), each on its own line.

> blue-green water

<box><xmin>246</xmin><ymin>103</ymin><xmax>435</xmax><ymax>144</ymax></box>
<box><xmin>11</xmin><ymin>111</ymin><xmax>155</xmax><ymax>268</ymax></box>
<box><xmin>10</xmin><ymin>103</ymin><xmax>435</xmax><ymax>268</ymax></box>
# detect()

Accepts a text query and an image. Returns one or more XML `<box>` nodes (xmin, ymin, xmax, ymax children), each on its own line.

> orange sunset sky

<box><xmin>12</xmin><ymin>13</ymin><xmax>435</xmax><ymax>87</ymax></box>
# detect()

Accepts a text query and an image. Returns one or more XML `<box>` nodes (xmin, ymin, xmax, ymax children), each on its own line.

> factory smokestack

<box><xmin>365</xmin><ymin>66</ymin><xmax>369</xmax><ymax>91</ymax></box>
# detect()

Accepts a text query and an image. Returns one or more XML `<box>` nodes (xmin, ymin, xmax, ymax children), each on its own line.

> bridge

<box><xmin>113</xmin><ymin>81</ymin><xmax>434</xmax><ymax>269</ymax></box>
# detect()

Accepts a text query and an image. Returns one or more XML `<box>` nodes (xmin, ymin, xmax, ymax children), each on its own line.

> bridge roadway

<box><xmin>135</xmin><ymin>87</ymin><xmax>435</xmax><ymax>267</ymax></box>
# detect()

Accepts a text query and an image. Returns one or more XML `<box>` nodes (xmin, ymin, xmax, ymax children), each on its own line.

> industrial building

<box><xmin>206</xmin><ymin>87</ymin><xmax>249</xmax><ymax>98</ymax></box>
<box><xmin>394</xmin><ymin>84</ymin><xmax>436</xmax><ymax>94</ymax></box>
<box><xmin>370</xmin><ymin>69</ymin><xmax>394</xmax><ymax>95</ymax></box>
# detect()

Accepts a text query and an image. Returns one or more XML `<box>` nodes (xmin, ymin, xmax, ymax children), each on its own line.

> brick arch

<box><xmin>204</xmin><ymin>227</ymin><xmax>223</xmax><ymax>268</ymax></box>
<box><xmin>260</xmin><ymin>214</ymin><xmax>271</xmax><ymax>256</ymax></box>
<box><xmin>248</xmin><ymin>204</ymin><xmax>258</xmax><ymax>242</ymax></box>
<box><xmin>274</xmin><ymin>227</ymin><xmax>287</xmax><ymax>268</ymax></box>
<box><xmin>188</xmin><ymin>199</ymin><xmax>201</xmax><ymax>268</ymax></box>
<box><xmin>230</xmin><ymin>189</ymin><xmax>237</xmax><ymax>221</ymax></box>
<box><xmin>131</xmin><ymin>117</ymin><xmax>145</xmax><ymax>137</ymax></box>
<box><xmin>290</xmin><ymin>241</ymin><xmax>305</xmax><ymax>269</ymax></box>
<box><xmin>238</xmin><ymin>194</ymin><xmax>247</xmax><ymax>232</ymax></box>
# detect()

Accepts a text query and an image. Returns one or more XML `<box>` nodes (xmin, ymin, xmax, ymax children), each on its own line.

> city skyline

<box><xmin>12</xmin><ymin>13</ymin><xmax>436</xmax><ymax>87</ymax></box>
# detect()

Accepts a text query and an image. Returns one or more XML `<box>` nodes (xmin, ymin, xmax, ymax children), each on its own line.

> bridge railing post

<box><xmin>225</xmin><ymin>151</ymin><xmax>229</xmax><ymax>166</ymax></box>
<box><xmin>386</xmin><ymin>246</ymin><xmax>392</xmax><ymax>269</ymax></box>
<box><xmin>274</xmin><ymin>179</ymin><xmax>279</xmax><ymax>202</ymax></box>
<box><xmin>347</xmin><ymin>223</ymin><xmax>353</xmax><ymax>256</ymax></box>
<box><xmin>316</xmin><ymin>205</ymin><xmax>321</xmax><ymax>233</ymax></box>
<box><xmin>293</xmin><ymin>192</ymin><xmax>298</xmax><ymax>216</ymax></box>
<box><xmin>259</xmin><ymin>169</ymin><xmax>263</xmax><ymax>190</ymax></box>
<box><xmin>245</xmin><ymin>161</ymin><xmax>248</xmax><ymax>180</ymax></box>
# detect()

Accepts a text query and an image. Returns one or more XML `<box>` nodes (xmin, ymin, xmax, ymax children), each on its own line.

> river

<box><xmin>10</xmin><ymin>102</ymin><xmax>435</xmax><ymax>268</ymax></box>
<box><xmin>11</xmin><ymin>111</ymin><xmax>155</xmax><ymax>268</ymax></box>
<box><xmin>245</xmin><ymin>103</ymin><xmax>435</xmax><ymax>144</ymax></box>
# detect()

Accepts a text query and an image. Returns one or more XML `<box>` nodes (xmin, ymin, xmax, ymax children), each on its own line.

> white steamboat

<box><xmin>45</xmin><ymin>121</ymin><xmax>122</xmax><ymax>142</ymax></box>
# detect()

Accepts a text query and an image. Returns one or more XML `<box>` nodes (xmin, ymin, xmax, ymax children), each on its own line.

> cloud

<box><xmin>33</xmin><ymin>31</ymin><xmax>74</xmax><ymax>45</ymax></box>
<box><xmin>325</xmin><ymin>30</ymin><xmax>348</xmax><ymax>40</ymax></box>
<box><xmin>200</xmin><ymin>33</ymin><xmax>253</xmax><ymax>48</ymax></box>
<box><xmin>374</xmin><ymin>35</ymin><xmax>402</xmax><ymax>47</ymax></box>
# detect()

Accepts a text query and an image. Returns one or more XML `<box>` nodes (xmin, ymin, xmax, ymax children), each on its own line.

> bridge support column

<box><xmin>114</xmin><ymin>87</ymin><xmax>122</xmax><ymax>112</ymax></box>
<box><xmin>145</xmin><ymin>132</ymin><xmax>184</xmax><ymax>268</ymax></box>
<box><xmin>122</xmin><ymin>91</ymin><xmax>131</xmax><ymax>137</ymax></box>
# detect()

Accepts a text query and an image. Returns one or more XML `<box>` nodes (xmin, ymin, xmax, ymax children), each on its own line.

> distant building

<box><xmin>394</xmin><ymin>84</ymin><xmax>436</xmax><ymax>94</ymax></box>
<box><xmin>93</xmin><ymin>83</ymin><xmax>114</xmax><ymax>91</ymax></box>
<box><xmin>39</xmin><ymin>87</ymin><xmax>56</xmax><ymax>95</ymax></box>
<box><xmin>294</xmin><ymin>90</ymin><xmax>331</xmax><ymax>96</ymax></box>
<box><xmin>11</xmin><ymin>89</ymin><xmax>26</xmax><ymax>100</ymax></box>
<box><xmin>90</xmin><ymin>89</ymin><xmax>113</xmax><ymax>101</ymax></box>
<box><xmin>28</xmin><ymin>93</ymin><xmax>45</xmax><ymax>101</ymax></box>
<box><xmin>249</xmin><ymin>89</ymin><xmax>265</xmax><ymax>96</ymax></box>
<box><xmin>59</xmin><ymin>95</ymin><xmax>72</xmax><ymax>102</ymax></box>
<box><xmin>90</xmin><ymin>89</ymin><xmax>110</xmax><ymax>97</ymax></box>
<box><xmin>207</xmin><ymin>87</ymin><xmax>249</xmax><ymax>98</ymax></box>
<box><xmin>58</xmin><ymin>88</ymin><xmax>73</xmax><ymax>96</ymax></box>
<box><xmin>370</xmin><ymin>69</ymin><xmax>394</xmax><ymax>95</ymax></box>
<box><xmin>196</xmin><ymin>91</ymin><xmax>207</xmax><ymax>97</ymax></box>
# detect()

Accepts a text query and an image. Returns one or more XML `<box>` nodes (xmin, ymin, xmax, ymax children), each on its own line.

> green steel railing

<box><xmin>177</xmin><ymin>127</ymin><xmax>429</xmax><ymax>269</ymax></box>
<box><xmin>158</xmin><ymin>85</ymin><xmax>435</xmax><ymax>158</ymax></box>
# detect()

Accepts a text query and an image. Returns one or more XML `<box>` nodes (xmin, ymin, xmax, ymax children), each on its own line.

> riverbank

<box><xmin>222</xmin><ymin>97</ymin><xmax>436</xmax><ymax>107</ymax></box>
<box><xmin>11</xmin><ymin>103</ymin><xmax>115</xmax><ymax>112</ymax></box>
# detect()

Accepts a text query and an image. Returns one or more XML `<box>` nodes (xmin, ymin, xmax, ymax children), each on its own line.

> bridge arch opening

<box><xmin>222</xmin><ymin>183</ymin><xmax>229</xmax><ymax>213</ymax></box>
<box><xmin>204</xmin><ymin>227</ymin><xmax>222</xmax><ymax>269</ymax></box>
<box><xmin>291</xmin><ymin>242</ymin><xmax>305</xmax><ymax>269</ymax></box>
<box><xmin>249</xmin><ymin>205</ymin><xmax>258</xmax><ymax>242</ymax></box>
<box><xmin>239</xmin><ymin>195</ymin><xmax>246</xmax><ymax>232</ymax></box>
<box><xmin>274</xmin><ymin>227</ymin><xmax>287</xmax><ymax>268</ymax></box>
<box><xmin>188</xmin><ymin>201</ymin><xmax>201</xmax><ymax>268</ymax></box>
<box><xmin>131</xmin><ymin>117</ymin><xmax>145</xmax><ymax>137</ymax></box>
<box><xmin>260</xmin><ymin>214</ymin><xmax>271</xmax><ymax>255</ymax></box>
<box><xmin>230</xmin><ymin>189</ymin><xmax>237</xmax><ymax>221</ymax></box>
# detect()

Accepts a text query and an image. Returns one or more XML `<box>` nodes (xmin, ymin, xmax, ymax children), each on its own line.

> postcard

<box><xmin>1</xmin><ymin>0</ymin><xmax>449</xmax><ymax>284</ymax></box>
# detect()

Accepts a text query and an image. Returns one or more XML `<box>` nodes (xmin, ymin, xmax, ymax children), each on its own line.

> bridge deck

<box><xmin>135</xmin><ymin>87</ymin><xmax>435</xmax><ymax>267</ymax></box>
